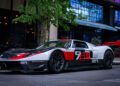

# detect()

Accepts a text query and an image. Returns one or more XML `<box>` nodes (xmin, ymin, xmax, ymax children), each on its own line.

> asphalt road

<box><xmin>0</xmin><ymin>65</ymin><xmax>120</xmax><ymax>86</ymax></box>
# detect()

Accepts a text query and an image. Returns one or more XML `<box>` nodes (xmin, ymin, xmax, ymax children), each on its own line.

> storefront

<box><xmin>0</xmin><ymin>0</ymin><xmax>38</xmax><ymax>53</ymax></box>
<box><xmin>58</xmin><ymin>20</ymin><xmax>117</xmax><ymax>44</ymax></box>
<box><xmin>58</xmin><ymin>0</ymin><xmax>118</xmax><ymax>44</ymax></box>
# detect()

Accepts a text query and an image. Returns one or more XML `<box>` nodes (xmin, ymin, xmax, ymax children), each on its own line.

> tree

<box><xmin>13</xmin><ymin>0</ymin><xmax>77</xmax><ymax>44</ymax></box>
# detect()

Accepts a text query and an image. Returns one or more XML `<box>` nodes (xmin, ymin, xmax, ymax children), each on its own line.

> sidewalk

<box><xmin>113</xmin><ymin>57</ymin><xmax>120</xmax><ymax>65</ymax></box>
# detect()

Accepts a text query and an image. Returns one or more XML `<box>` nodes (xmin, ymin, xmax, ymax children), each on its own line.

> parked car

<box><xmin>103</xmin><ymin>40</ymin><xmax>120</xmax><ymax>47</ymax></box>
<box><xmin>0</xmin><ymin>39</ymin><xmax>114</xmax><ymax>73</ymax></box>
<box><xmin>102</xmin><ymin>40</ymin><xmax>120</xmax><ymax>57</ymax></box>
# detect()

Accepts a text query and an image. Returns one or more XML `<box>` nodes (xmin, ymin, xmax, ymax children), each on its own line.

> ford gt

<box><xmin>0</xmin><ymin>39</ymin><xmax>114</xmax><ymax>73</ymax></box>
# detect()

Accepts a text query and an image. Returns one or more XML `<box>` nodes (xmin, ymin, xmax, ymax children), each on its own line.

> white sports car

<box><xmin>0</xmin><ymin>39</ymin><xmax>114</xmax><ymax>73</ymax></box>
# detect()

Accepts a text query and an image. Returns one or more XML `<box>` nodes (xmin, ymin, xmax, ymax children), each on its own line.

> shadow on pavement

<box><xmin>0</xmin><ymin>66</ymin><xmax>115</xmax><ymax>75</ymax></box>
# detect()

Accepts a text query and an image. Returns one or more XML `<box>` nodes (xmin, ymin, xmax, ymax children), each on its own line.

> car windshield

<box><xmin>36</xmin><ymin>41</ymin><xmax>71</xmax><ymax>49</ymax></box>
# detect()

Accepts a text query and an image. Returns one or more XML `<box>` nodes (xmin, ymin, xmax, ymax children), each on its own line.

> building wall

<box><xmin>49</xmin><ymin>24</ymin><xmax>58</xmax><ymax>41</ymax></box>
<box><xmin>0</xmin><ymin>0</ymin><xmax>24</xmax><ymax>11</ymax></box>
<box><xmin>13</xmin><ymin>0</ymin><xmax>24</xmax><ymax>11</ymax></box>
<box><xmin>0</xmin><ymin>0</ymin><xmax>11</xmax><ymax>10</ymax></box>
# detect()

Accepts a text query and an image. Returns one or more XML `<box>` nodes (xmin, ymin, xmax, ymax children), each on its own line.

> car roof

<box><xmin>71</xmin><ymin>39</ymin><xmax>86</xmax><ymax>42</ymax></box>
<box><xmin>49</xmin><ymin>39</ymin><xmax>88</xmax><ymax>44</ymax></box>
<box><xmin>58</xmin><ymin>39</ymin><xmax>86</xmax><ymax>42</ymax></box>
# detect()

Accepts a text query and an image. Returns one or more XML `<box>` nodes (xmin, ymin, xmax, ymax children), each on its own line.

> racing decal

<box><xmin>75</xmin><ymin>50</ymin><xmax>91</xmax><ymax>61</ymax></box>
<box><xmin>64</xmin><ymin>52</ymin><xmax>74</xmax><ymax>61</ymax></box>
<box><xmin>75</xmin><ymin>51</ymin><xmax>81</xmax><ymax>60</ymax></box>
<box><xmin>10</xmin><ymin>53</ymin><xmax>29</xmax><ymax>60</ymax></box>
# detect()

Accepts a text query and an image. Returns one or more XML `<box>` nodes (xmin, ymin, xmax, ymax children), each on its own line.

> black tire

<box><xmin>103</xmin><ymin>50</ymin><xmax>114</xmax><ymax>69</ymax></box>
<box><xmin>48</xmin><ymin>51</ymin><xmax>65</xmax><ymax>73</ymax></box>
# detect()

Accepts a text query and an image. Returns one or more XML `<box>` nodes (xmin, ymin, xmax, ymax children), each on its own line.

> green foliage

<box><xmin>13</xmin><ymin>0</ymin><xmax>77</xmax><ymax>30</ymax></box>
<box><xmin>78</xmin><ymin>13</ymin><xmax>88</xmax><ymax>20</ymax></box>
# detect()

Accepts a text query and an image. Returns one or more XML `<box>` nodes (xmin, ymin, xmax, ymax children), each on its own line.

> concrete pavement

<box><xmin>0</xmin><ymin>65</ymin><xmax>120</xmax><ymax>86</ymax></box>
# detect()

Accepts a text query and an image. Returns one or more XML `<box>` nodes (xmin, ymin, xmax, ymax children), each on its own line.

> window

<box><xmin>73</xmin><ymin>41</ymin><xmax>88</xmax><ymax>48</ymax></box>
<box><xmin>115</xmin><ymin>10</ymin><xmax>120</xmax><ymax>26</ymax></box>
<box><xmin>112</xmin><ymin>0</ymin><xmax>120</xmax><ymax>3</ymax></box>
<box><xmin>70</xmin><ymin>0</ymin><xmax>103</xmax><ymax>23</ymax></box>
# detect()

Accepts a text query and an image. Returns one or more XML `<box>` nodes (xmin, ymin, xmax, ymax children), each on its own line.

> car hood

<box><xmin>0</xmin><ymin>48</ymin><xmax>33</xmax><ymax>58</ymax></box>
<box><xmin>0</xmin><ymin>47</ymin><xmax>55</xmax><ymax>59</ymax></box>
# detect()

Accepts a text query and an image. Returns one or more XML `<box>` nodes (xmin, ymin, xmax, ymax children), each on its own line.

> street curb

<box><xmin>113</xmin><ymin>61</ymin><xmax>120</xmax><ymax>65</ymax></box>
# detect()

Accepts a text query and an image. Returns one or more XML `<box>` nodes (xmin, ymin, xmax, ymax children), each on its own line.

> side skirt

<box><xmin>64</xmin><ymin>60</ymin><xmax>104</xmax><ymax>71</ymax></box>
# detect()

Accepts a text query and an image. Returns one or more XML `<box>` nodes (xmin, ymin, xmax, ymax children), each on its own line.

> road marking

<box><xmin>104</xmin><ymin>79</ymin><xmax>120</xmax><ymax>83</ymax></box>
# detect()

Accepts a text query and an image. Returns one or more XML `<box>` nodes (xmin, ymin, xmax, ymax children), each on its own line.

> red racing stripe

<box><xmin>64</xmin><ymin>52</ymin><xmax>74</xmax><ymax>61</ymax></box>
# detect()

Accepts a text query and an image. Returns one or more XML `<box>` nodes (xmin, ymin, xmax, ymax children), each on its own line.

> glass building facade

<box><xmin>58</xmin><ymin>0</ymin><xmax>104</xmax><ymax>43</ymax></box>
<box><xmin>115</xmin><ymin>10</ymin><xmax>120</xmax><ymax>26</ymax></box>
<box><xmin>70</xmin><ymin>0</ymin><xmax>103</xmax><ymax>23</ymax></box>
<box><xmin>59</xmin><ymin>0</ymin><xmax>120</xmax><ymax>44</ymax></box>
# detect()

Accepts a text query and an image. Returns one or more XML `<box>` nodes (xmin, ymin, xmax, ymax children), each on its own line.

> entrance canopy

<box><xmin>75</xmin><ymin>19</ymin><xmax>117</xmax><ymax>31</ymax></box>
<box><xmin>115</xmin><ymin>26</ymin><xmax>120</xmax><ymax>30</ymax></box>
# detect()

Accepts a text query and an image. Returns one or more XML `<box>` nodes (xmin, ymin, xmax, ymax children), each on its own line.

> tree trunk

<box><xmin>37</xmin><ymin>23</ymin><xmax>50</xmax><ymax>45</ymax></box>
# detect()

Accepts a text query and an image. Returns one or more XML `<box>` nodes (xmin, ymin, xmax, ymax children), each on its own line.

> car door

<box><xmin>73</xmin><ymin>41</ymin><xmax>92</xmax><ymax>66</ymax></box>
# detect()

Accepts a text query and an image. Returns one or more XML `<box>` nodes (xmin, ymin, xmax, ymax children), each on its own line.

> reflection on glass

<box><xmin>70</xmin><ymin>0</ymin><xmax>103</xmax><ymax>23</ymax></box>
<box><xmin>115</xmin><ymin>10</ymin><xmax>120</xmax><ymax>26</ymax></box>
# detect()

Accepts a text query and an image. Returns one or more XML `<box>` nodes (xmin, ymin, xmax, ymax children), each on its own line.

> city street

<box><xmin>0</xmin><ymin>0</ymin><xmax>120</xmax><ymax>86</ymax></box>
<box><xmin>0</xmin><ymin>65</ymin><xmax>120</xmax><ymax>86</ymax></box>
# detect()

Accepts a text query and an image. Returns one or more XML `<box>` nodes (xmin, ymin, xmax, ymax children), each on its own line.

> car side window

<box><xmin>64</xmin><ymin>41</ymin><xmax>71</xmax><ymax>48</ymax></box>
<box><xmin>73</xmin><ymin>41</ymin><xmax>88</xmax><ymax>48</ymax></box>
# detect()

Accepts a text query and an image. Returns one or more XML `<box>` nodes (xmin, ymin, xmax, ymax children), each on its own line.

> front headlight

<box><xmin>0</xmin><ymin>54</ymin><xmax>3</xmax><ymax>57</ymax></box>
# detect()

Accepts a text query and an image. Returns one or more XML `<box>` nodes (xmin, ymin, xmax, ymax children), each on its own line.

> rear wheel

<box><xmin>48</xmin><ymin>51</ymin><xmax>65</xmax><ymax>73</ymax></box>
<box><xmin>103</xmin><ymin>50</ymin><xmax>114</xmax><ymax>69</ymax></box>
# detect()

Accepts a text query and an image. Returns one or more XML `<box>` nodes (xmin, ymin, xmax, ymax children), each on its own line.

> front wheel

<box><xmin>48</xmin><ymin>51</ymin><xmax>65</xmax><ymax>73</ymax></box>
<box><xmin>103</xmin><ymin>50</ymin><xmax>114</xmax><ymax>69</ymax></box>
